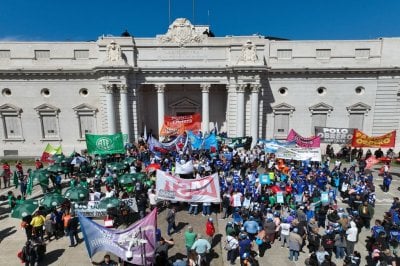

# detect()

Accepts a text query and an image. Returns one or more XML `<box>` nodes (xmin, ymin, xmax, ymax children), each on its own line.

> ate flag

<box><xmin>85</xmin><ymin>133</ymin><xmax>125</xmax><ymax>155</ymax></box>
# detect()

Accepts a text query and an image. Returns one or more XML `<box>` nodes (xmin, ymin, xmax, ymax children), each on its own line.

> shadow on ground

<box><xmin>0</xmin><ymin>226</ymin><xmax>16</xmax><ymax>243</ymax></box>
<box><xmin>40</xmin><ymin>248</ymin><xmax>65</xmax><ymax>265</ymax></box>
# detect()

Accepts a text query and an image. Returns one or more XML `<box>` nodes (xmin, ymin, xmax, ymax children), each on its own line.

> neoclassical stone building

<box><xmin>0</xmin><ymin>18</ymin><xmax>400</xmax><ymax>156</ymax></box>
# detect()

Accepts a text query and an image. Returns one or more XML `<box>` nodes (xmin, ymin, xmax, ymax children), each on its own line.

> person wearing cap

<box><xmin>225</xmin><ymin>234</ymin><xmax>239</xmax><ymax>265</ymax></box>
<box><xmin>205</xmin><ymin>217</ymin><xmax>215</xmax><ymax>243</ymax></box>
<box><xmin>288</xmin><ymin>227</ymin><xmax>302</xmax><ymax>261</ymax></box>
<box><xmin>280</xmin><ymin>218</ymin><xmax>291</xmax><ymax>248</ymax></box>
<box><xmin>238</xmin><ymin>233</ymin><xmax>252</xmax><ymax>261</ymax></box>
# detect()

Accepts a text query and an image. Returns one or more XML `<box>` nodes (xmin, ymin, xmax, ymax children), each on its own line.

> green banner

<box><xmin>86</xmin><ymin>133</ymin><xmax>125</xmax><ymax>155</ymax></box>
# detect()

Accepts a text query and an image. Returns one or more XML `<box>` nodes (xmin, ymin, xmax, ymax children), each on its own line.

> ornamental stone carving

<box><xmin>237</xmin><ymin>40</ymin><xmax>258</xmax><ymax>64</ymax></box>
<box><xmin>106</xmin><ymin>40</ymin><xmax>123</xmax><ymax>62</ymax></box>
<box><xmin>159</xmin><ymin>18</ymin><xmax>206</xmax><ymax>47</ymax></box>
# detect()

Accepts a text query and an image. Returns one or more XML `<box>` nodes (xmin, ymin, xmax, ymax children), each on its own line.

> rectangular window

<box><xmin>74</xmin><ymin>50</ymin><xmax>89</xmax><ymax>59</ymax></box>
<box><xmin>311</xmin><ymin>113</ymin><xmax>327</xmax><ymax>133</ymax></box>
<box><xmin>79</xmin><ymin>115</ymin><xmax>95</xmax><ymax>139</ymax></box>
<box><xmin>35</xmin><ymin>50</ymin><xmax>50</xmax><ymax>60</ymax></box>
<box><xmin>355</xmin><ymin>48</ymin><xmax>370</xmax><ymax>59</ymax></box>
<box><xmin>274</xmin><ymin>114</ymin><xmax>289</xmax><ymax>138</ymax></box>
<box><xmin>3</xmin><ymin>116</ymin><xmax>22</xmax><ymax>139</ymax></box>
<box><xmin>316</xmin><ymin>49</ymin><xmax>331</xmax><ymax>59</ymax></box>
<box><xmin>0</xmin><ymin>50</ymin><xmax>11</xmax><ymax>59</ymax></box>
<box><xmin>41</xmin><ymin>115</ymin><xmax>59</xmax><ymax>138</ymax></box>
<box><xmin>349</xmin><ymin>113</ymin><xmax>364</xmax><ymax>130</ymax></box>
<box><xmin>277</xmin><ymin>49</ymin><xmax>292</xmax><ymax>59</ymax></box>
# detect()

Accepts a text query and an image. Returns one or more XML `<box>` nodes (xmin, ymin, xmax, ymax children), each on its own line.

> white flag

<box><xmin>175</xmin><ymin>160</ymin><xmax>194</xmax><ymax>174</ymax></box>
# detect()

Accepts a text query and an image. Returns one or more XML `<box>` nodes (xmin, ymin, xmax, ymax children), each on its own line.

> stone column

<box><xmin>155</xmin><ymin>84</ymin><xmax>166</xmax><ymax>135</ymax></box>
<box><xmin>104</xmin><ymin>84</ymin><xmax>116</xmax><ymax>134</ymax></box>
<box><xmin>119</xmin><ymin>84</ymin><xmax>130</xmax><ymax>143</ymax></box>
<box><xmin>250</xmin><ymin>84</ymin><xmax>261</xmax><ymax>148</ymax></box>
<box><xmin>201</xmin><ymin>83</ymin><xmax>211</xmax><ymax>133</ymax></box>
<box><xmin>236</xmin><ymin>84</ymin><xmax>246</xmax><ymax>137</ymax></box>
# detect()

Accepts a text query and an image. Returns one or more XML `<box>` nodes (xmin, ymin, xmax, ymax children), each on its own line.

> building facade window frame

<box><xmin>34</xmin><ymin>103</ymin><xmax>61</xmax><ymax>141</ymax></box>
<box><xmin>346</xmin><ymin>102</ymin><xmax>371</xmax><ymax>130</ymax></box>
<box><xmin>309</xmin><ymin>102</ymin><xmax>334</xmax><ymax>134</ymax></box>
<box><xmin>0</xmin><ymin>103</ymin><xmax>24</xmax><ymax>141</ymax></box>
<box><xmin>73</xmin><ymin>103</ymin><xmax>98</xmax><ymax>140</ymax></box>
<box><xmin>272</xmin><ymin>103</ymin><xmax>295</xmax><ymax>139</ymax></box>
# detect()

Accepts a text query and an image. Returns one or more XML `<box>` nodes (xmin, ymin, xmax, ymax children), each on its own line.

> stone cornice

<box><xmin>268</xmin><ymin>67</ymin><xmax>400</xmax><ymax>75</ymax></box>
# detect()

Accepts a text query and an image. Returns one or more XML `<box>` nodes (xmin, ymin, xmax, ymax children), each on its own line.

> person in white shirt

<box><xmin>346</xmin><ymin>221</ymin><xmax>358</xmax><ymax>255</ymax></box>
<box><xmin>148</xmin><ymin>189</ymin><xmax>158</xmax><ymax>210</ymax></box>
<box><xmin>280</xmin><ymin>219</ymin><xmax>291</xmax><ymax>248</ymax></box>
<box><xmin>231</xmin><ymin>191</ymin><xmax>243</xmax><ymax>208</ymax></box>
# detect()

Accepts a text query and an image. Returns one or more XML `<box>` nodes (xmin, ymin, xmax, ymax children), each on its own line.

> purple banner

<box><xmin>78</xmin><ymin>208</ymin><xmax>157</xmax><ymax>264</ymax></box>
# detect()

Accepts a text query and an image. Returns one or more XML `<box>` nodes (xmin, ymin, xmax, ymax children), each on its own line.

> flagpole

<box><xmin>168</xmin><ymin>0</ymin><xmax>171</xmax><ymax>24</ymax></box>
<box><xmin>139</xmin><ymin>226</ymin><xmax>147</xmax><ymax>266</ymax></box>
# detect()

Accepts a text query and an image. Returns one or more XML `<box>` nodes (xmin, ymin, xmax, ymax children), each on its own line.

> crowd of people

<box><xmin>2</xmin><ymin>137</ymin><xmax>400</xmax><ymax>265</ymax></box>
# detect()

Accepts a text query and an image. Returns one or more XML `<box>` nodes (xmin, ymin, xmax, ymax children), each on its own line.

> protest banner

<box><xmin>275</xmin><ymin>147</ymin><xmax>322</xmax><ymax>162</ymax></box>
<box><xmin>156</xmin><ymin>170</ymin><xmax>221</xmax><ymax>202</ymax></box>
<box><xmin>314</xmin><ymin>127</ymin><xmax>355</xmax><ymax>144</ymax></box>
<box><xmin>78</xmin><ymin>208</ymin><xmax>156</xmax><ymax>265</ymax></box>
<box><xmin>351</xmin><ymin>129</ymin><xmax>396</xmax><ymax>148</ymax></box>
<box><xmin>160</xmin><ymin>113</ymin><xmax>201</xmax><ymax>136</ymax></box>
<box><xmin>74</xmin><ymin>198</ymin><xmax>138</xmax><ymax>217</ymax></box>
<box><xmin>86</xmin><ymin>133</ymin><xmax>125</xmax><ymax>155</ymax></box>
<box><xmin>258</xmin><ymin>139</ymin><xmax>296</xmax><ymax>153</ymax></box>
<box><xmin>287</xmin><ymin>129</ymin><xmax>321</xmax><ymax>148</ymax></box>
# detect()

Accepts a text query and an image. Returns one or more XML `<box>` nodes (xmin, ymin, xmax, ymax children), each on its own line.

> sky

<box><xmin>1</xmin><ymin>0</ymin><xmax>400</xmax><ymax>41</ymax></box>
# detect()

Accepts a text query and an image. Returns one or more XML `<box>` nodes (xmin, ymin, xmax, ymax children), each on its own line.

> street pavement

<box><xmin>0</xmin><ymin>163</ymin><xmax>399</xmax><ymax>265</ymax></box>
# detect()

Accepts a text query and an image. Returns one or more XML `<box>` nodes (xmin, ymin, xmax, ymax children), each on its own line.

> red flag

<box><xmin>365</xmin><ymin>156</ymin><xmax>380</xmax><ymax>169</ymax></box>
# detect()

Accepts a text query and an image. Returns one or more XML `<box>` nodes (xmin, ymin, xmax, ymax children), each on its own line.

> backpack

<box><xmin>372</xmin><ymin>226</ymin><xmax>385</xmax><ymax>239</ymax></box>
<box><xmin>323</xmin><ymin>237</ymin><xmax>334</xmax><ymax>248</ymax></box>
<box><xmin>390</xmin><ymin>230</ymin><xmax>400</xmax><ymax>242</ymax></box>
<box><xmin>392</xmin><ymin>211</ymin><xmax>400</xmax><ymax>226</ymax></box>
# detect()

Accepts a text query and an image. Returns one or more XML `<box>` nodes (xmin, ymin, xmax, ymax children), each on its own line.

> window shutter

<box><xmin>4</xmin><ymin>116</ymin><xmax>21</xmax><ymax>138</ymax></box>
<box><xmin>79</xmin><ymin>115</ymin><xmax>94</xmax><ymax>138</ymax></box>
<box><xmin>349</xmin><ymin>114</ymin><xmax>364</xmax><ymax>130</ymax></box>
<box><xmin>42</xmin><ymin>116</ymin><xmax>58</xmax><ymax>138</ymax></box>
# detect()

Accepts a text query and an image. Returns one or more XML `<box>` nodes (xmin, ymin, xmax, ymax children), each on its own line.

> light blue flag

<box><xmin>187</xmin><ymin>131</ymin><xmax>202</xmax><ymax>150</ymax></box>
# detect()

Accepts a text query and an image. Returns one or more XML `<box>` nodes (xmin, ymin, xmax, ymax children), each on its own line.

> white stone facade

<box><xmin>0</xmin><ymin>18</ymin><xmax>400</xmax><ymax>156</ymax></box>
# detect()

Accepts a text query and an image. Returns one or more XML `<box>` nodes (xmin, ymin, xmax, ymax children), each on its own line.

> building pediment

<box><xmin>169</xmin><ymin>97</ymin><xmax>200</xmax><ymax>109</ymax></box>
<box><xmin>309</xmin><ymin>102</ymin><xmax>334</xmax><ymax>113</ymax></box>
<box><xmin>158</xmin><ymin>18</ymin><xmax>207</xmax><ymax>46</ymax></box>
<box><xmin>35</xmin><ymin>103</ymin><xmax>60</xmax><ymax>114</ymax></box>
<box><xmin>0</xmin><ymin>103</ymin><xmax>22</xmax><ymax>114</ymax></box>
<box><xmin>272</xmin><ymin>102</ymin><xmax>295</xmax><ymax>114</ymax></box>
<box><xmin>347</xmin><ymin>102</ymin><xmax>371</xmax><ymax>113</ymax></box>
<box><xmin>73</xmin><ymin>103</ymin><xmax>98</xmax><ymax>113</ymax></box>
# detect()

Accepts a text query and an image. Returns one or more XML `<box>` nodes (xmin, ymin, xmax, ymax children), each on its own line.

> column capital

<box><xmin>119</xmin><ymin>84</ymin><xmax>128</xmax><ymax>93</ymax></box>
<box><xmin>103</xmin><ymin>84</ymin><xmax>114</xmax><ymax>94</ymax></box>
<box><xmin>237</xmin><ymin>84</ymin><xmax>247</xmax><ymax>93</ymax></box>
<box><xmin>200</xmin><ymin>83</ymin><xmax>211</xmax><ymax>93</ymax></box>
<box><xmin>155</xmin><ymin>84</ymin><xmax>166</xmax><ymax>93</ymax></box>
<box><xmin>250</xmin><ymin>84</ymin><xmax>261</xmax><ymax>93</ymax></box>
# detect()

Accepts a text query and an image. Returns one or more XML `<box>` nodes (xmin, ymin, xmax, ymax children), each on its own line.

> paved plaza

<box><xmin>0</xmin><ymin>163</ymin><xmax>399</xmax><ymax>265</ymax></box>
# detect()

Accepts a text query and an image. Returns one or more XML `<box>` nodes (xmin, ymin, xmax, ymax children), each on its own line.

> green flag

<box><xmin>85</xmin><ymin>133</ymin><xmax>125</xmax><ymax>155</ymax></box>
<box><xmin>13</xmin><ymin>171</ymin><xmax>19</xmax><ymax>188</ymax></box>
<box><xmin>26</xmin><ymin>173</ymin><xmax>33</xmax><ymax>195</ymax></box>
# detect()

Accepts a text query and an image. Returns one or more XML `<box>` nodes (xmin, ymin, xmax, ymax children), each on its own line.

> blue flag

<box><xmin>187</xmin><ymin>131</ymin><xmax>202</xmax><ymax>150</ymax></box>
